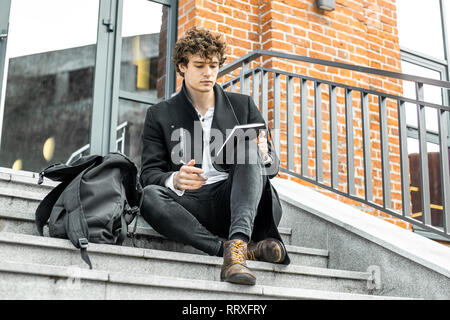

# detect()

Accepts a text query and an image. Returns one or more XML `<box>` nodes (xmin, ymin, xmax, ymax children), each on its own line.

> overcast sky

<box><xmin>6</xmin><ymin>0</ymin><xmax>163</xmax><ymax>58</ymax></box>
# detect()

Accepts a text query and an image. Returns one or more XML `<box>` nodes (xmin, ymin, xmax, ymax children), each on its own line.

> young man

<box><xmin>140</xmin><ymin>26</ymin><xmax>290</xmax><ymax>286</ymax></box>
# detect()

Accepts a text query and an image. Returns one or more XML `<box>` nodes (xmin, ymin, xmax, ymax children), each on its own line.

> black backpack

<box><xmin>35</xmin><ymin>152</ymin><xmax>143</xmax><ymax>269</ymax></box>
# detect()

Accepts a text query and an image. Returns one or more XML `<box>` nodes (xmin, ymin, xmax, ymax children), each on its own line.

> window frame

<box><xmin>0</xmin><ymin>0</ymin><xmax>11</xmax><ymax>145</ymax></box>
<box><xmin>398</xmin><ymin>0</ymin><xmax>450</xmax><ymax>145</ymax></box>
<box><xmin>88</xmin><ymin>0</ymin><xmax>178</xmax><ymax>155</ymax></box>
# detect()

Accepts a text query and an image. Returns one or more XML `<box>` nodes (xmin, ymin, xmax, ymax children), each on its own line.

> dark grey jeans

<box><xmin>140</xmin><ymin>160</ymin><xmax>267</xmax><ymax>256</ymax></box>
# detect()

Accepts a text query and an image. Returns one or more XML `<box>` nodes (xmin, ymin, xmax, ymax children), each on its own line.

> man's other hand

<box><xmin>257</xmin><ymin>130</ymin><xmax>268</xmax><ymax>158</ymax></box>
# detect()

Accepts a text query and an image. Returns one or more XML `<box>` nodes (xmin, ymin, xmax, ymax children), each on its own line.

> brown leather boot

<box><xmin>247</xmin><ymin>238</ymin><xmax>286</xmax><ymax>263</ymax></box>
<box><xmin>220</xmin><ymin>239</ymin><xmax>256</xmax><ymax>285</ymax></box>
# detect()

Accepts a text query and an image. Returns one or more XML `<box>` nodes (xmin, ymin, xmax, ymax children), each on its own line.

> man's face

<box><xmin>179</xmin><ymin>53</ymin><xmax>219</xmax><ymax>93</ymax></box>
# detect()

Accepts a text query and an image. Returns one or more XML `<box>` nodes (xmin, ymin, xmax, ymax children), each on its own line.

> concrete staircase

<box><xmin>0</xmin><ymin>168</ymin><xmax>432</xmax><ymax>299</ymax></box>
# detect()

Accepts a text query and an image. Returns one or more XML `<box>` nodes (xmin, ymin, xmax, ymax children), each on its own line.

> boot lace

<box><xmin>246</xmin><ymin>242</ymin><xmax>257</xmax><ymax>261</ymax></box>
<box><xmin>231</xmin><ymin>240</ymin><xmax>247</xmax><ymax>266</ymax></box>
<box><xmin>247</xmin><ymin>249</ymin><xmax>256</xmax><ymax>261</ymax></box>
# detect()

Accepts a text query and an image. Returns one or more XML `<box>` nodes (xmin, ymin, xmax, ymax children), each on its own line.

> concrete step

<box><xmin>0</xmin><ymin>192</ymin><xmax>325</xmax><ymax>266</ymax></box>
<box><xmin>0</xmin><ymin>169</ymin><xmax>294</xmax><ymax>237</ymax></box>
<box><xmin>0</xmin><ymin>170</ymin><xmax>295</xmax><ymax>242</ymax></box>
<box><xmin>0</xmin><ymin>260</ymin><xmax>411</xmax><ymax>300</ymax></box>
<box><xmin>124</xmin><ymin>223</ymin><xmax>326</xmax><ymax>267</ymax></box>
<box><xmin>0</xmin><ymin>169</ymin><xmax>298</xmax><ymax>247</ymax></box>
<box><xmin>0</xmin><ymin>232</ymin><xmax>372</xmax><ymax>295</ymax></box>
<box><xmin>0</xmin><ymin>184</ymin><xmax>293</xmax><ymax>240</ymax></box>
<box><xmin>0</xmin><ymin>207</ymin><xmax>313</xmax><ymax>262</ymax></box>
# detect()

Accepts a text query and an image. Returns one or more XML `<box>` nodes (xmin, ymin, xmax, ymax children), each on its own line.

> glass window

<box><xmin>397</xmin><ymin>0</ymin><xmax>445</xmax><ymax>60</ymax></box>
<box><xmin>120</xmin><ymin>0</ymin><xmax>167</xmax><ymax>101</ymax></box>
<box><xmin>118</xmin><ymin>0</ymin><xmax>169</xmax><ymax>168</ymax></box>
<box><xmin>0</xmin><ymin>0</ymin><xmax>99</xmax><ymax>172</ymax></box>
<box><xmin>117</xmin><ymin>99</ymin><xmax>150</xmax><ymax>170</ymax></box>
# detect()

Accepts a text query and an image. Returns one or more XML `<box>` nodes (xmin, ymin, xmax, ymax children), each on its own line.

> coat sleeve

<box><xmin>140</xmin><ymin>106</ymin><xmax>175</xmax><ymax>187</ymax></box>
<box><xmin>247</xmin><ymin>96</ymin><xmax>280</xmax><ymax>179</ymax></box>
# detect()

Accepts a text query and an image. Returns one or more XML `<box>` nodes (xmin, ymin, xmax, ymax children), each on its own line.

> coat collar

<box><xmin>179</xmin><ymin>81</ymin><xmax>239</xmax><ymax>135</ymax></box>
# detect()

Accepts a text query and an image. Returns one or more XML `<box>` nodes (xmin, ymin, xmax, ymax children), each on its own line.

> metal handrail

<box><xmin>219</xmin><ymin>49</ymin><xmax>450</xmax><ymax>89</ymax></box>
<box><xmin>218</xmin><ymin>50</ymin><xmax>450</xmax><ymax>240</ymax></box>
<box><xmin>66</xmin><ymin>121</ymin><xmax>128</xmax><ymax>165</ymax></box>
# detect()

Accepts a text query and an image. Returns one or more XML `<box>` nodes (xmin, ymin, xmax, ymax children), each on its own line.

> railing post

<box><xmin>315</xmin><ymin>82</ymin><xmax>323</xmax><ymax>182</ymax></box>
<box><xmin>231</xmin><ymin>80</ymin><xmax>237</xmax><ymax>93</ymax></box>
<box><xmin>240</xmin><ymin>61</ymin><xmax>250</xmax><ymax>95</ymax></box>
<box><xmin>397</xmin><ymin>100</ymin><xmax>411</xmax><ymax>218</ymax></box>
<box><xmin>361</xmin><ymin>91</ymin><xmax>373</xmax><ymax>202</ymax></box>
<box><xmin>345</xmin><ymin>89</ymin><xmax>355</xmax><ymax>195</ymax></box>
<box><xmin>273</xmin><ymin>72</ymin><xmax>281</xmax><ymax>157</ymax></box>
<box><xmin>251</xmin><ymin>69</ymin><xmax>260</xmax><ymax>109</ymax></box>
<box><xmin>261</xmin><ymin>70</ymin><xmax>269</xmax><ymax>123</ymax></box>
<box><xmin>438</xmin><ymin>109</ymin><xmax>450</xmax><ymax>233</ymax></box>
<box><xmin>329</xmin><ymin>85</ymin><xmax>339</xmax><ymax>189</ymax></box>
<box><xmin>287</xmin><ymin>76</ymin><xmax>294</xmax><ymax>172</ymax></box>
<box><xmin>416</xmin><ymin>82</ymin><xmax>431</xmax><ymax>226</ymax></box>
<box><xmin>379</xmin><ymin>96</ymin><xmax>391</xmax><ymax>209</ymax></box>
<box><xmin>301</xmin><ymin>78</ymin><xmax>308</xmax><ymax>177</ymax></box>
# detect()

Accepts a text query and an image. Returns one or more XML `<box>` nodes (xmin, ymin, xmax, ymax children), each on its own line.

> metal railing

<box><xmin>66</xmin><ymin>121</ymin><xmax>128</xmax><ymax>165</ymax></box>
<box><xmin>218</xmin><ymin>50</ymin><xmax>450</xmax><ymax>240</ymax></box>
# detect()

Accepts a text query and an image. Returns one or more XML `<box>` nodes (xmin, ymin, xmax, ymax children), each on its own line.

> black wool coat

<box><xmin>140</xmin><ymin>82</ymin><xmax>290</xmax><ymax>265</ymax></box>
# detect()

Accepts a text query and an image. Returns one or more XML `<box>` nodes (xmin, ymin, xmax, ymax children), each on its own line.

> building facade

<box><xmin>0</xmin><ymin>0</ymin><xmax>449</xmax><ymax>241</ymax></box>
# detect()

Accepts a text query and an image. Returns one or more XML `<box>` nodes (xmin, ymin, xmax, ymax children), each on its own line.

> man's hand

<box><xmin>257</xmin><ymin>130</ymin><xmax>269</xmax><ymax>158</ymax></box>
<box><xmin>173</xmin><ymin>159</ymin><xmax>207</xmax><ymax>191</ymax></box>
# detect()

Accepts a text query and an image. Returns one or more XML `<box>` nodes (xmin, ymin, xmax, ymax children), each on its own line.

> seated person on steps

<box><xmin>140</xmin><ymin>26</ymin><xmax>290</xmax><ymax>286</ymax></box>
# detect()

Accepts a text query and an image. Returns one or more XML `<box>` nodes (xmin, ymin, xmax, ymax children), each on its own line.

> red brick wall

<box><xmin>177</xmin><ymin>0</ymin><xmax>411</xmax><ymax>230</ymax></box>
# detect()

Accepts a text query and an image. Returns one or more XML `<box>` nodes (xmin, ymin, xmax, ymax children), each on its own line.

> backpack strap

<box><xmin>63</xmin><ymin>164</ymin><xmax>96</xmax><ymax>269</ymax></box>
<box><xmin>125</xmin><ymin>181</ymin><xmax>143</xmax><ymax>247</ymax></box>
<box><xmin>112</xmin><ymin>154</ymin><xmax>142</xmax><ymax>247</ymax></box>
<box><xmin>117</xmin><ymin>201</ymin><xmax>132</xmax><ymax>246</ymax></box>
<box><xmin>123</xmin><ymin>203</ymin><xmax>140</xmax><ymax>247</ymax></box>
<box><xmin>35</xmin><ymin>180</ymin><xmax>71</xmax><ymax>236</ymax></box>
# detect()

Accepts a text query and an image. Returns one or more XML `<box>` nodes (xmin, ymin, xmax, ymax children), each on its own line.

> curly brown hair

<box><xmin>172</xmin><ymin>26</ymin><xmax>227</xmax><ymax>77</ymax></box>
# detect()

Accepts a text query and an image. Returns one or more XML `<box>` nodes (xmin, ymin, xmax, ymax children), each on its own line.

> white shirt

<box><xmin>165</xmin><ymin>106</ymin><xmax>228</xmax><ymax>196</ymax></box>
